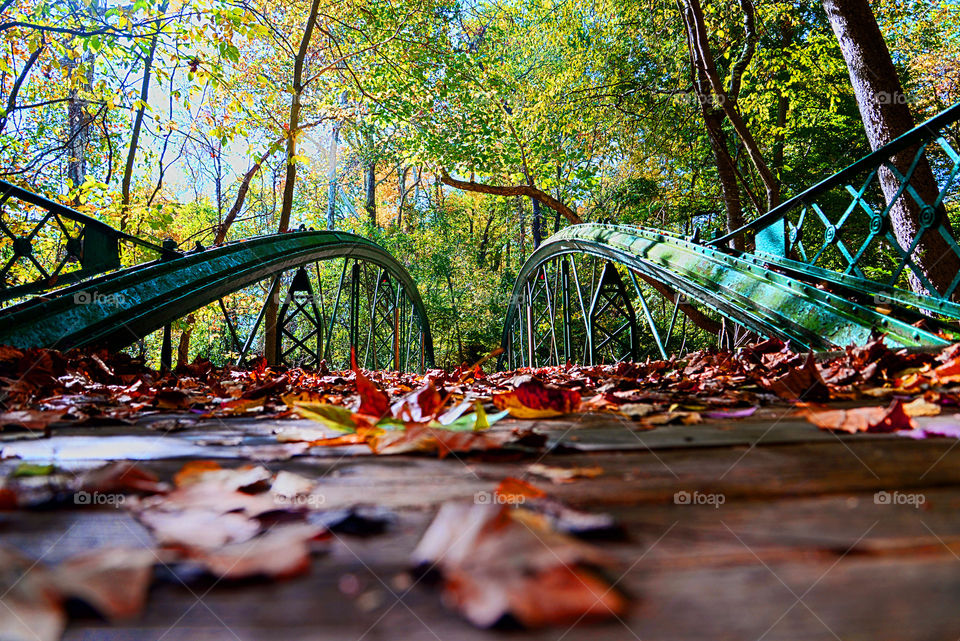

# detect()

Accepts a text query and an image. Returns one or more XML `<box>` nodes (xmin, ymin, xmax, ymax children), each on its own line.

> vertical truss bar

<box><xmin>349</xmin><ymin>261</ymin><xmax>361</xmax><ymax>357</ymax></box>
<box><xmin>663</xmin><ymin>293</ymin><xmax>681</xmax><ymax>354</ymax></box>
<box><xmin>561</xmin><ymin>258</ymin><xmax>572</xmax><ymax>363</ymax></box>
<box><xmin>218</xmin><ymin>298</ymin><xmax>242</xmax><ymax>353</ymax></box>
<box><xmin>629</xmin><ymin>271</ymin><xmax>667</xmax><ymax>359</ymax></box>
<box><xmin>525</xmin><ymin>284</ymin><xmax>535</xmax><ymax>367</ymax></box>
<box><xmin>323</xmin><ymin>258</ymin><xmax>350</xmax><ymax>362</ymax></box>
<box><xmin>238</xmin><ymin>274</ymin><xmax>281</xmax><ymax>366</ymax></box>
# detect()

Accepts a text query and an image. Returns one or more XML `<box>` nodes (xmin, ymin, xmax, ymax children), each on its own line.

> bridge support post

<box><xmin>160</xmin><ymin>324</ymin><xmax>172</xmax><ymax>370</ymax></box>
<box><xmin>561</xmin><ymin>258</ymin><xmax>572</xmax><ymax>364</ymax></box>
<box><xmin>349</xmin><ymin>261</ymin><xmax>361</xmax><ymax>358</ymax></box>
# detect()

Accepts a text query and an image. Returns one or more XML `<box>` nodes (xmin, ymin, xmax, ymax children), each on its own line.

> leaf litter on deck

<box><xmin>6</xmin><ymin>337</ymin><xmax>960</xmax><ymax>636</ymax></box>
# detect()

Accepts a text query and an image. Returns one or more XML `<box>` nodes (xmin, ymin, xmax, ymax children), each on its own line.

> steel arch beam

<box><xmin>500</xmin><ymin>224</ymin><xmax>954</xmax><ymax>367</ymax></box>
<box><xmin>0</xmin><ymin>230</ymin><xmax>435</xmax><ymax>367</ymax></box>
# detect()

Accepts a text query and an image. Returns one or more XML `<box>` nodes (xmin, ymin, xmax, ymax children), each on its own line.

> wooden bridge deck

<box><xmin>3</xmin><ymin>411</ymin><xmax>960</xmax><ymax>640</ymax></box>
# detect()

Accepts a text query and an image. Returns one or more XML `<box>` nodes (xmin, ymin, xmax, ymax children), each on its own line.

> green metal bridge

<box><xmin>2</xmin><ymin>103</ymin><xmax>959</xmax><ymax>370</ymax></box>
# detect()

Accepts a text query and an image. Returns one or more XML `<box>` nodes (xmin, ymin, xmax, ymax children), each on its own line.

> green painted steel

<box><xmin>711</xmin><ymin>101</ymin><xmax>960</xmax><ymax>301</ymax></box>
<box><xmin>0</xmin><ymin>230</ymin><xmax>435</xmax><ymax>367</ymax></box>
<box><xmin>500</xmin><ymin>223</ymin><xmax>955</xmax><ymax>365</ymax></box>
<box><xmin>0</xmin><ymin>179</ymin><xmax>176</xmax><ymax>302</ymax></box>
<box><xmin>501</xmin><ymin>102</ymin><xmax>960</xmax><ymax>367</ymax></box>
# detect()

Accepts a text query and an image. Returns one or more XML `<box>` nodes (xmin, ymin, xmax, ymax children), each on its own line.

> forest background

<box><xmin>1</xmin><ymin>0</ymin><xmax>957</xmax><ymax>367</ymax></box>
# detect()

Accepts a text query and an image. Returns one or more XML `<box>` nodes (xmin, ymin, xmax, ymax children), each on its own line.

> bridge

<box><xmin>1</xmin><ymin>102</ymin><xmax>959</xmax><ymax>368</ymax></box>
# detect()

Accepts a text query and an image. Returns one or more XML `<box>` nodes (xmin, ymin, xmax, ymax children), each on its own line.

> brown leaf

<box><xmin>526</xmin><ymin>463</ymin><xmax>603</xmax><ymax>484</ymax></box>
<box><xmin>0</xmin><ymin>545</ymin><xmax>63</xmax><ymax>641</ymax></box>
<box><xmin>54</xmin><ymin>548</ymin><xmax>156</xmax><ymax>621</ymax></box>
<box><xmin>762</xmin><ymin>352</ymin><xmax>830</xmax><ymax>401</ymax></box>
<box><xmin>0</xmin><ymin>409</ymin><xmax>64</xmax><ymax>431</ymax></box>
<box><xmin>352</xmin><ymin>351</ymin><xmax>390</xmax><ymax>418</ymax></box>
<box><xmin>80</xmin><ymin>462</ymin><xmax>169</xmax><ymax>495</ymax></box>
<box><xmin>412</xmin><ymin>503</ymin><xmax>626</xmax><ymax>628</ymax></box>
<box><xmin>189</xmin><ymin>524</ymin><xmax>324</xmax><ymax>579</ymax></box>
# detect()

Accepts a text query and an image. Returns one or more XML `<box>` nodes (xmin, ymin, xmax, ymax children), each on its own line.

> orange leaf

<box><xmin>805</xmin><ymin>399</ymin><xmax>914</xmax><ymax>433</ymax></box>
<box><xmin>173</xmin><ymin>461</ymin><xmax>222</xmax><ymax>487</ymax></box>
<box><xmin>495</xmin><ymin>477</ymin><xmax>546</xmax><ymax>501</ymax></box>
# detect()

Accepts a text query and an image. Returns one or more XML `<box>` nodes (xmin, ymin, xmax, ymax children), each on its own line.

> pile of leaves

<box><xmin>3</xmin><ymin>337</ymin><xmax>960</xmax><ymax>446</ymax></box>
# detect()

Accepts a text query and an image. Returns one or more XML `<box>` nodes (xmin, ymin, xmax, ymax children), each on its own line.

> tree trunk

<box><xmin>823</xmin><ymin>0</ymin><xmax>960</xmax><ymax>296</ymax></box>
<box><xmin>477</xmin><ymin>214</ymin><xmax>495</xmax><ymax>266</ymax></box>
<box><xmin>682</xmin><ymin>0</ymin><xmax>780</xmax><ymax>212</ymax></box>
<box><xmin>177</xmin><ymin>314</ymin><xmax>195</xmax><ymax>368</ymax></box>
<box><xmin>326</xmin><ymin>121</ymin><xmax>340</xmax><ymax>229</ymax></box>
<box><xmin>120</xmin><ymin>0</ymin><xmax>167</xmax><ymax>228</ymax></box>
<box><xmin>365</xmin><ymin>160</ymin><xmax>376</xmax><ymax>226</ymax></box>
<box><xmin>65</xmin><ymin>54</ymin><xmax>93</xmax><ymax>198</ymax></box>
<box><xmin>530</xmin><ymin>197</ymin><xmax>543</xmax><ymax>248</ymax></box>
<box><xmin>681</xmin><ymin>6</ymin><xmax>746</xmax><ymax>249</ymax></box>
<box><xmin>266</xmin><ymin>0</ymin><xmax>321</xmax><ymax>366</ymax></box>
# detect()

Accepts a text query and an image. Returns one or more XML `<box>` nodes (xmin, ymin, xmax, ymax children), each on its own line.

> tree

<box><xmin>822</xmin><ymin>0</ymin><xmax>960</xmax><ymax>296</ymax></box>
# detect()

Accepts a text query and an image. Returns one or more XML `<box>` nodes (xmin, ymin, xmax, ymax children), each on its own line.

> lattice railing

<box><xmin>711</xmin><ymin>102</ymin><xmax>960</xmax><ymax>308</ymax></box>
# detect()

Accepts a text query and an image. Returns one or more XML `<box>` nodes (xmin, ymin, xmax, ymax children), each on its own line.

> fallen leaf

<box><xmin>292</xmin><ymin>402</ymin><xmax>356</xmax><ymax>432</ymax></box>
<box><xmin>492</xmin><ymin>376</ymin><xmax>581</xmax><ymax>418</ymax></box>
<box><xmin>411</xmin><ymin>503</ymin><xmax>626</xmax><ymax>628</ymax></box>
<box><xmin>139</xmin><ymin>509</ymin><xmax>262</xmax><ymax>550</ymax></box>
<box><xmin>902</xmin><ymin>397</ymin><xmax>941</xmax><ymax>417</ymax></box>
<box><xmin>352</xmin><ymin>351</ymin><xmax>390</xmax><ymax>419</ymax></box>
<box><xmin>0</xmin><ymin>545</ymin><xmax>63</xmax><ymax>641</ymax></box>
<box><xmin>526</xmin><ymin>463</ymin><xmax>603</xmax><ymax>484</ymax></box>
<box><xmin>806</xmin><ymin>399</ymin><xmax>914</xmax><ymax>433</ymax></box>
<box><xmin>54</xmin><ymin>548</ymin><xmax>156</xmax><ymax>621</ymax></box>
<box><xmin>0</xmin><ymin>410</ymin><xmax>64</xmax><ymax>432</ymax></box>
<box><xmin>762</xmin><ymin>352</ymin><xmax>830</xmax><ymax>401</ymax></box>
<box><xmin>190</xmin><ymin>524</ymin><xmax>324</xmax><ymax>579</ymax></box>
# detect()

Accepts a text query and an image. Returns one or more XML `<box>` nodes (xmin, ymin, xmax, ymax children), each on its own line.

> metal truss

<box><xmin>0</xmin><ymin>230</ymin><xmax>435</xmax><ymax>372</ymax></box>
<box><xmin>0</xmin><ymin>179</ymin><xmax>176</xmax><ymax>304</ymax></box>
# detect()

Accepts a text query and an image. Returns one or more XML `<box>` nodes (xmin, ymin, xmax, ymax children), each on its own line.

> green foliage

<box><xmin>1</xmin><ymin>0</ymin><xmax>957</xmax><ymax>367</ymax></box>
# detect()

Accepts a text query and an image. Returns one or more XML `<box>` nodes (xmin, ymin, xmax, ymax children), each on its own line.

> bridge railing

<box><xmin>0</xmin><ymin>179</ymin><xmax>177</xmax><ymax>305</ymax></box>
<box><xmin>710</xmin><ymin>102</ymin><xmax>960</xmax><ymax>308</ymax></box>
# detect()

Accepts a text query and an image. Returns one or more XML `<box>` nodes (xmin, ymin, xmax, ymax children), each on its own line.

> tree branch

<box><xmin>438</xmin><ymin>169</ymin><xmax>582</xmax><ymax>224</ymax></box>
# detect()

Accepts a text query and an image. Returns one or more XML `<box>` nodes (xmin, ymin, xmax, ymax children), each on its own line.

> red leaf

<box><xmin>492</xmin><ymin>375</ymin><xmax>581</xmax><ymax>418</ymax></box>
<box><xmin>351</xmin><ymin>347</ymin><xmax>389</xmax><ymax>418</ymax></box>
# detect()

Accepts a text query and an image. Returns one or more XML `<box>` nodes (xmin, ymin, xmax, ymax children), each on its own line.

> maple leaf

<box><xmin>351</xmin><ymin>348</ymin><xmax>390</xmax><ymax>418</ymax></box>
<box><xmin>761</xmin><ymin>352</ymin><xmax>830</xmax><ymax>401</ymax></box>
<box><xmin>412</xmin><ymin>502</ymin><xmax>626</xmax><ymax>628</ymax></box>
<box><xmin>492</xmin><ymin>375</ymin><xmax>581</xmax><ymax>418</ymax></box>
